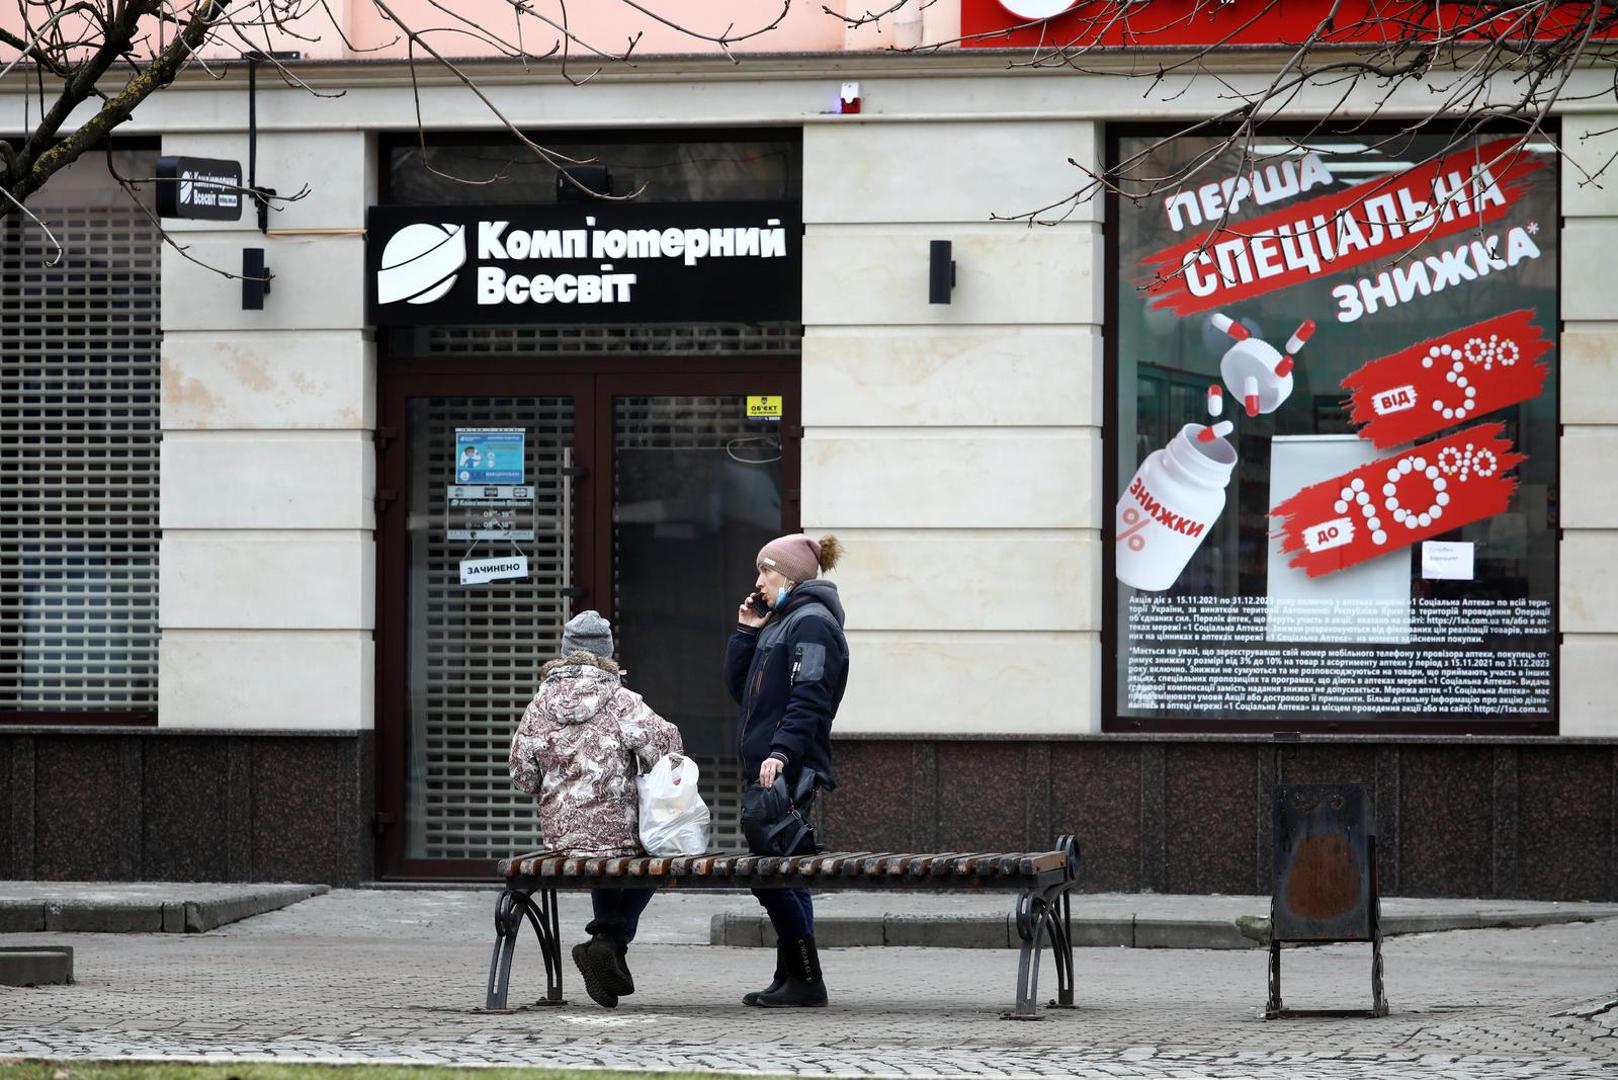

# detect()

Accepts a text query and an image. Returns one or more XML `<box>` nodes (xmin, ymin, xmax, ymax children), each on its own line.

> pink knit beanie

<box><xmin>756</xmin><ymin>533</ymin><xmax>842</xmax><ymax>582</ymax></box>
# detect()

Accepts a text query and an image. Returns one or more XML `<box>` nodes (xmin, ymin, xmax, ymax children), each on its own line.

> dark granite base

<box><xmin>6</xmin><ymin>730</ymin><xmax>1612</xmax><ymax>898</ymax></box>
<box><xmin>822</xmin><ymin>737</ymin><xmax>1618</xmax><ymax>902</ymax></box>
<box><xmin>0</xmin><ymin>731</ymin><xmax>373</xmax><ymax>886</ymax></box>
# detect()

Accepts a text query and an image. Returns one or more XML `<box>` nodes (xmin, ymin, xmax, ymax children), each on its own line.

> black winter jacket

<box><xmin>724</xmin><ymin>579</ymin><xmax>848</xmax><ymax>791</ymax></box>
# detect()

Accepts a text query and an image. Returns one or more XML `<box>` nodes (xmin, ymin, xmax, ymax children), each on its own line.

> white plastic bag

<box><xmin>636</xmin><ymin>754</ymin><xmax>711</xmax><ymax>856</ymax></box>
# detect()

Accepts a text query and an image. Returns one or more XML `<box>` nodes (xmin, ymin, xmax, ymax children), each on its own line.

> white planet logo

<box><xmin>377</xmin><ymin>223</ymin><xmax>466</xmax><ymax>305</ymax></box>
<box><xmin>998</xmin><ymin>0</ymin><xmax>1077</xmax><ymax>18</ymax></box>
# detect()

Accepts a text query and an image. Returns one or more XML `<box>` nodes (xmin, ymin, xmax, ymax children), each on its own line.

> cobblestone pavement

<box><xmin>2</xmin><ymin>889</ymin><xmax>1615</xmax><ymax>1078</ymax></box>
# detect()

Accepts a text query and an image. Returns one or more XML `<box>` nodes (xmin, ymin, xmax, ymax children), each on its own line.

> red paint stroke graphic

<box><xmin>1271</xmin><ymin>424</ymin><xmax>1522</xmax><ymax>578</ymax></box>
<box><xmin>1343</xmin><ymin>310</ymin><xmax>1552</xmax><ymax>448</ymax></box>
<box><xmin>1139</xmin><ymin>139</ymin><xmax>1546</xmax><ymax>316</ymax></box>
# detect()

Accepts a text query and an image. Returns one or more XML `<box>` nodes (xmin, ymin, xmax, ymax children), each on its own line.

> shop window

<box><xmin>0</xmin><ymin>150</ymin><xmax>161</xmax><ymax>720</ymax></box>
<box><xmin>1106</xmin><ymin>129</ymin><xmax>1557</xmax><ymax>732</ymax></box>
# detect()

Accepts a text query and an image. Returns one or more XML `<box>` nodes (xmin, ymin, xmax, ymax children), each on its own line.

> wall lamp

<box><xmin>929</xmin><ymin>240</ymin><xmax>956</xmax><ymax>304</ymax></box>
<box><xmin>243</xmin><ymin>247</ymin><xmax>272</xmax><ymax>310</ymax></box>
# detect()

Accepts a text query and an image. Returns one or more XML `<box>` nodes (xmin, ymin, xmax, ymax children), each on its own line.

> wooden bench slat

<box><xmin>909</xmin><ymin>852</ymin><xmax>957</xmax><ymax>877</ymax></box>
<box><xmin>935</xmin><ymin>853</ymin><xmax>984</xmax><ymax>876</ymax></box>
<box><xmin>501</xmin><ymin>846</ymin><xmax>1072</xmax><ymax>889</ymax></box>
<box><xmin>823</xmin><ymin>852</ymin><xmax>872</xmax><ymax>875</ymax></box>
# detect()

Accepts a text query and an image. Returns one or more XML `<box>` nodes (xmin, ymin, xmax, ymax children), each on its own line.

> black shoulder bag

<box><xmin>741</xmin><ymin>769</ymin><xmax>821</xmax><ymax>857</ymax></box>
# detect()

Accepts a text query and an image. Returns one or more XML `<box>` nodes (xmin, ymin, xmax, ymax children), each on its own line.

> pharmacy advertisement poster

<box><xmin>1111</xmin><ymin>133</ymin><xmax>1557</xmax><ymax>723</ymax></box>
<box><xmin>454</xmin><ymin>428</ymin><xmax>525</xmax><ymax>485</ymax></box>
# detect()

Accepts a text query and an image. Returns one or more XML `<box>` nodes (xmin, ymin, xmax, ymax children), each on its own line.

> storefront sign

<box><xmin>366</xmin><ymin>201</ymin><xmax>801</xmax><ymax>327</ymax></box>
<box><xmin>962</xmin><ymin>1</ymin><xmax>1618</xmax><ymax>48</ymax></box>
<box><xmin>1111</xmin><ymin>133</ymin><xmax>1558</xmax><ymax>725</ymax></box>
<box><xmin>460</xmin><ymin>555</ymin><xmax>530</xmax><ymax>585</ymax></box>
<box><xmin>155</xmin><ymin>156</ymin><xmax>244</xmax><ymax>221</ymax></box>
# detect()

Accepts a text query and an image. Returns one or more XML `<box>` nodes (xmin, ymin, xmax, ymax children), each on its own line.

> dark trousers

<box><xmin>587</xmin><ymin>887</ymin><xmax>655</xmax><ymax>944</ymax></box>
<box><xmin>752</xmin><ymin>886</ymin><xmax>815</xmax><ymax>941</ymax></box>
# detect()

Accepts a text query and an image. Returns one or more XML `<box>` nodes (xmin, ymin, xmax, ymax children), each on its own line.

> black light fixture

<box><xmin>557</xmin><ymin>165</ymin><xmax>612</xmax><ymax>202</ymax></box>
<box><xmin>243</xmin><ymin>247</ymin><xmax>272</xmax><ymax>310</ymax></box>
<box><xmin>929</xmin><ymin>240</ymin><xmax>956</xmax><ymax>304</ymax></box>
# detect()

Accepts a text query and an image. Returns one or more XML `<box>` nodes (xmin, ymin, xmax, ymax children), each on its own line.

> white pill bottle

<box><xmin>1115</xmin><ymin>423</ymin><xmax>1237</xmax><ymax>592</ymax></box>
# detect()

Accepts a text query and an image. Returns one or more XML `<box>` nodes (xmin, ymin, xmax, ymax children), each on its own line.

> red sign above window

<box><xmin>962</xmin><ymin>0</ymin><xmax>1614</xmax><ymax>48</ymax></box>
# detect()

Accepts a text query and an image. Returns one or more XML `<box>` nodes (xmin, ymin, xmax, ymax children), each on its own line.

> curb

<box><xmin>709</xmin><ymin>908</ymin><xmax>1618</xmax><ymax>950</ymax></box>
<box><xmin>0</xmin><ymin>945</ymin><xmax>73</xmax><ymax>986</ymax></box>
<box><xmin>0</xmin><ymin>885</ymin><xmax>329</xmax><ymax>935</ymax></box>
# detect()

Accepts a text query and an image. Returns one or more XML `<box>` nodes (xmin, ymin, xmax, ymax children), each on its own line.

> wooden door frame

<box><xmin>373</xmin><ymin>358</ymin><xmax>799</xmax><ymax>880</ymax></box>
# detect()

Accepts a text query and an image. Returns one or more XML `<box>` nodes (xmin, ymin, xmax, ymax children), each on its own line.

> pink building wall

<box><xmin>3</xmin><ymin>2</ymin><xmax>963</xmax><ymax>64</ymax></box>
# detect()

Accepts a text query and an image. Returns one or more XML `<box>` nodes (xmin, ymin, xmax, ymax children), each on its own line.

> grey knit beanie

<box><xmin>560</xmin><ymin>610</ymin><xmax>613</xmax><ymax>658</ymax></box>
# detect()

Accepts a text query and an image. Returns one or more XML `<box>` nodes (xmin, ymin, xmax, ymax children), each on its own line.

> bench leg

<box><xmin>1265</xmin><ymin>938</ymin><xmax>1283</xmax><ymax>1019</ymax></box>
<box><xmin>485</xmin><ymin>886</ymin><xmax>566</xmax><ymax>1010</ymax></box>
<box><xmin>486</xmin><ymin>888</ymin><xmax>527</xmax><ymax>1011</ymax></box>
<box><xmin>1045</xmin><ymin>890</ymin><xmax>1076</xmax><ymax>1009</ymax></box>
<box><xmin>1004</xmin><ymin>891</ymin><xmax>1051</xmax><ymax>1020</ymax></box>
<box><xmin>532</xmin><ymin>886</ymin><xmax>565</xmax><ymax>1005</ymax></box>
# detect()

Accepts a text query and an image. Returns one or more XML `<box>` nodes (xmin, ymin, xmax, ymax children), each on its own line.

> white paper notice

<box><xmin>1421</xmin><ymin>541</ymin><xmax>1474</xmax><ymax>581</ymax></box>
<box><xmin>460</xmin><ymin>555</ymin><xmax>529</xmax><ymax>585</ymax></box>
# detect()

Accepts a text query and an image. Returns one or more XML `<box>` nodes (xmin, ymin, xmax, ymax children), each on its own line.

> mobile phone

<box><xmin>748</xmin><ymin>592</ymin><xmax>771</xmax><ymax>616</ymax></box>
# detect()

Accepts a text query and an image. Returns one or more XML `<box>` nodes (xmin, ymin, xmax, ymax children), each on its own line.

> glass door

<box><xmin>402</xmin><ymin>395</ymin><xmax>576</xmax><ymax>863</ymax></box>
<box><xmin>375</xmin><ymin>370</ymin><xmax>795</xmax><ymax>877</ymax></box>
<box><xmin>606</xmin><ymin>385</ymin><xmax>794</xmax><ymax>846</ymax></box>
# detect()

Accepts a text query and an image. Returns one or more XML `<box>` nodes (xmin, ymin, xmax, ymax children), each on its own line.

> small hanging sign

<box><xmin>460</xmin><ymin>555</ymin><xmax>530</xmax><ymax>585</ymax></box>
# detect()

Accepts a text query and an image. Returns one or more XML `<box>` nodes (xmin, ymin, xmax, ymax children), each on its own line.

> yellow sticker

<box><xmin>746</xmin><ymin>395</ymin><xmax>783</xmax><ymax>421</ymax></box>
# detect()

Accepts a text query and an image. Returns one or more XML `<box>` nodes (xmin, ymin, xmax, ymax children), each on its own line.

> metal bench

<box><xmin>487</xmin><ymin>835</ymin><xmax>1082</xmax><ymax>1019</ymax></box>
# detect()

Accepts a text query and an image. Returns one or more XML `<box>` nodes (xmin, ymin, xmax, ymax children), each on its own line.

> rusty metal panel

<box><xmin>1272</xmin><ymin>784</ymin><xmax>1374</xmax><ymax>942</ymax></box>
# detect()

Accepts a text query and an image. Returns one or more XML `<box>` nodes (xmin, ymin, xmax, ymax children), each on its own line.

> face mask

<box><xmin>775</xmin><ymin>585</ymin><xmax>792</xmax><ymax>608</ymax></box>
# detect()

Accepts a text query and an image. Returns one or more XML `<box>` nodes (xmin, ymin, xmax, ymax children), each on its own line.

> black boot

<box><xmin>754</xmin><ymin>936</ymin><xmax>827</xmax><ymax>1008</ymax></box>
<box><xmin>742</xmin><ymin>940</ymin><xmax>790</xmax><ymax>1007</ymax></box>
<box><xmin>571</xmin><ymin>938</ymin><xmax>618</xmax><ymax>1009</ymax></box>
<box><xmin>572</xmin><ymin>931</ymin><xmax>631</xmax><ymax>1008</ymax></box>
<box><xmin>610</xmin><ymin>938</ymin><xmax>635</xmax><ymax>997</ymax></box>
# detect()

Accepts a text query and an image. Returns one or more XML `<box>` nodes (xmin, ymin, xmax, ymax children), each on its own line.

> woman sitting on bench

<box><xmin>509</xmin><ymin>610</ymin><xmax>684</xmax><ymax>1009</ymax></box>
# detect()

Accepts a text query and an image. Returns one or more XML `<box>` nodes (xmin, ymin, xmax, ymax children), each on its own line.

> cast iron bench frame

<box><xmin>487</xmin><ymin>835</ymin><xmax>1082</xmax><ymax>1019</ymax></box>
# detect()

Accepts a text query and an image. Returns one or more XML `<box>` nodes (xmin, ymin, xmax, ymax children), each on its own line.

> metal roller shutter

<box><xmin>0</xmin><ymin>152</ymin><xmax>161</xmax><ymax>715</ymax></box>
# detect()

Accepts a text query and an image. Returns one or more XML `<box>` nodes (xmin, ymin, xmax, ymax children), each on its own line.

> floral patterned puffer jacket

<box><xmin>508</xmin><ymin>652</ymin><xmax>683</xmax><ymax>857</ymax></box>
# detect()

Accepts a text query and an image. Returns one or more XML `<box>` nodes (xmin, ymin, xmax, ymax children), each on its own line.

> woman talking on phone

<box><xmin>724</xmin><ymin>532</ymin><xmax>848</xmax><ymax>1008</ymax></box>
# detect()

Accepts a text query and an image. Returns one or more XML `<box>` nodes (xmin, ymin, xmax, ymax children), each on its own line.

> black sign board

<box><xmin>365</xmin><ymin>201</ymin><xmax>801</xmax><ymax>327</ymax></box>
<box><xmin>156</xmin><ymin>156</ymin><xmax>244</xmax><ymax>221</ymax></box>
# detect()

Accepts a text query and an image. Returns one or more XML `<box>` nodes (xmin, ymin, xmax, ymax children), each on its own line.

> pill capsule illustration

<box><xmin>1211</xmin><ymin>313</ymin><xmax>1315</xmax><ymax>417</ymax></box>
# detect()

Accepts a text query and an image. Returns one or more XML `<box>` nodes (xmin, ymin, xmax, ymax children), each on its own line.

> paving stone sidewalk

<box><xmin>1</xmin><ymin>888</ymin><xmax>1616</xmax><ymax>1079</ymax></box>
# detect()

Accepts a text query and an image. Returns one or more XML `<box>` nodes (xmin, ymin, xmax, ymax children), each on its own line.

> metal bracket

<box><xmin>242</xmin><ymin>50</ymin><xmax>299</xmax><ymax>233</ymax></box>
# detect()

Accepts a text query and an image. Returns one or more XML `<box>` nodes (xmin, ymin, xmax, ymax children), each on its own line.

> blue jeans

<box><xmin>752</xmin><ymin>887</ymin><xmax>814</xmax><ymax>941</ymax></box>
<box><xmin>588</xmin><ymin>887</ymin><xmax>655</xmax><ymax>944</ymax></box>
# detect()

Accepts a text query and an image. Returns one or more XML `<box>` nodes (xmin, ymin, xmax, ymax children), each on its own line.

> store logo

<box><xmin>377</xmin><ymin>223</ymin><xmax>466</xmax><ymax>305</ymax></box>
<box><xmin>998</xmin><ymin>0</ymin><xmax>1078</xmax><ymax>18</ymax></box>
